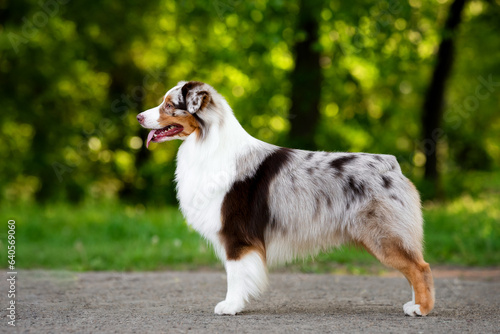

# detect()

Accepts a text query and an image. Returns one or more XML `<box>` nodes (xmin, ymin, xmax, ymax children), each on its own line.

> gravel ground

<box><xmin>1</xmin><ymin>269</ymin><xmax>499</xmax><ymax>333</ymax></box>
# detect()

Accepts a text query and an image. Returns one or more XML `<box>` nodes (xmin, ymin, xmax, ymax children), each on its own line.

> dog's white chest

<box><xmin>174</xmin><ymin>141</ymin><xmax>236</xmax><ymax>243</ymax></box>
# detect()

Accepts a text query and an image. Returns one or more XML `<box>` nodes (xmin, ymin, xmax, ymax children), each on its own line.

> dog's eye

<box><xmin>166</xmin><ymin>103</ymin><xmax>173</xmax><ymax>109</ymax></box>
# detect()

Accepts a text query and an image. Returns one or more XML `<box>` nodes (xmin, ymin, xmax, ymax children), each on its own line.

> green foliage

<box><xmin>0</xmin><ymin>0</ymin><xmax>499</xmax><ymax>204</ymax></box>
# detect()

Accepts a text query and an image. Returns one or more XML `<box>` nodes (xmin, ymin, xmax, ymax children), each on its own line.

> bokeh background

<box><xmin>1</xmin><ymin>0</ymin><xmax>499</xmax><ymax>272</ymax></box>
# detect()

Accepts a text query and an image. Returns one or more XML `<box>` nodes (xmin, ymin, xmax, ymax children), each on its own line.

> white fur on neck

<box><xmin>174</xmin><ymin>106</ymin><xmax>263</xmax><ymax>251</ymax></box>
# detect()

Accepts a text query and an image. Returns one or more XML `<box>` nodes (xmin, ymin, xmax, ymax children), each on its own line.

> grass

<box><xmin>1</xmin><ymin>191</ymin><xmax>499</xmax><ymax>273</ymax></box>
<box><xmin>0</xmin><ymin>203</ymin><xmax>218</xmax><ymax>271</ymax></box>
<box><xmin>423</xmin><ymin>194</ymin><xmax>500</xmax><ymax>265</ymax></box>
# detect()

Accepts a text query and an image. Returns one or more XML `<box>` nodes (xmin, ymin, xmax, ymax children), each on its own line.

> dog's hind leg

<box><xmin>214</xmin><ymin>248</ymin><xmax>268</xmax><ymax>315</ymax></box>
<box><xmin>360</xmin><ymin>237</ymin><xmax>435</xmax><ymax>316</ymax></box>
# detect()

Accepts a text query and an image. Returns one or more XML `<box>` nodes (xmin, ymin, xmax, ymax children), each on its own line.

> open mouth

<box><xmin>146</xmin><ymin>124</ymin><xmax>184</xmax><ymax>148</ymax></box>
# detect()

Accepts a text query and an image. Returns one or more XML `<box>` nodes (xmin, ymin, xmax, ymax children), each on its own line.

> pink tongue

<box><xmin>146</xmin><ymin>130</ymin><xmax>156</xmax><ymax>148</ymax></box>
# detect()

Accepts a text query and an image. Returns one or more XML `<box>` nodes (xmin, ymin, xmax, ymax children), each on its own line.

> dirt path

<box><xmin>1</xmin><ymin>270</ymin><xmax>499</xmax><ymax>333</ymax></box>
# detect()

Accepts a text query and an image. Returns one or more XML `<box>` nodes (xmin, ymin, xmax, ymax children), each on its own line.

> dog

<box><xmin>136</xmin><ymin>81</ymin><xmax>435</xmax><ymax>317</ymax></box>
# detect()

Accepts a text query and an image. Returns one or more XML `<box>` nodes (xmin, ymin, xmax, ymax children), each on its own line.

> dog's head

<box><xmin>137</xmin><ymin>81</ymin><xmax>221</xmax><ymax>147</ymax></box>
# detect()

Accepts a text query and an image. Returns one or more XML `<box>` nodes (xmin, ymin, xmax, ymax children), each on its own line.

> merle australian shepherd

<box><xmin>136</xmin><ymin>81</ymin><xmax>435</xmax><ymax>316</ymax></box>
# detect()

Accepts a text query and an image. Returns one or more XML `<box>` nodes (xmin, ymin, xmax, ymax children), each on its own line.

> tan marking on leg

<box><xmin>359</xmin><ymin>239</ymin><xmax>435</xmax><ymax>315</ymax></box>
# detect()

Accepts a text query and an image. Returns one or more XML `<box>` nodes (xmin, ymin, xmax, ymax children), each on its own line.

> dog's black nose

<box><xmin>136</xmin><ymin>114</ymin><xmax>144</xmax><ymax>123</ymax></box>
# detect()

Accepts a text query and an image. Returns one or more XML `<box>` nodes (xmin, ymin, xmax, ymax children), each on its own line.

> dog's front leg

<box><xmin>214</xmin><ymin>251</ymin><xmax>268</xmax><ymax>315</ymax></box>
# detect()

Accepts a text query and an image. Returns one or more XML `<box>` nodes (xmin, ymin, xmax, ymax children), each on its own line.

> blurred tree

<box><xmin>288</xmin><ymin>0</ymin><xmax>323</xmax><ymax>150</ymax></box>
<box><xmin>421</xmin><ymin>0</ymin><xmax>467</xmax><ymax>196</ymax></box>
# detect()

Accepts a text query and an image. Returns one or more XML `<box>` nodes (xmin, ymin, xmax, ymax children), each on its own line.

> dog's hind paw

<box><xmin>403</xmin><ymin>300</ymin><xmax>423</xmax><ymax>317</ymax></box>
<box><xmin>214</xmin><ymin>300</ymin><xmax>244</xmax><ymax>315</ymax></box>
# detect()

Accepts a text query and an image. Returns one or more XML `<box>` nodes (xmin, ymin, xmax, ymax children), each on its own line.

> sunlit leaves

<box><xmin>1</xmin><ymin>0</ymin><xmax>499</xmax><ymax>203</ymax></box>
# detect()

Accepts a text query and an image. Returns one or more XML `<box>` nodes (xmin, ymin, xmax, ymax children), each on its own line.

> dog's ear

<box><xmin>181</xmin><ymin>81</ymin><xmax>210</xmax><ymax>114</ymax></box>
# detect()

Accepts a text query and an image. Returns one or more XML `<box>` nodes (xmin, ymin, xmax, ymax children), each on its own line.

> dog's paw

<box><xmin>403</xmin><ymin>300</ymin><xmax>423</xmax><ymax>317</ymax></box>
<box><xmin>214</xmin><ymin>300</ymin><xmax>244</xmax><ymax>315</ymax></box>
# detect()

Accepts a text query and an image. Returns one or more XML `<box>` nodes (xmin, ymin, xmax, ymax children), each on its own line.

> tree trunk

<box><xmin>288</xmin><ymin>0</ymin><xmax>322</xmax><ymax>150</ymax></box>
<box><xmin>421</xmin><ymin>0</ymin><xmax>467</xmax><ymax>194</ymax></box>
